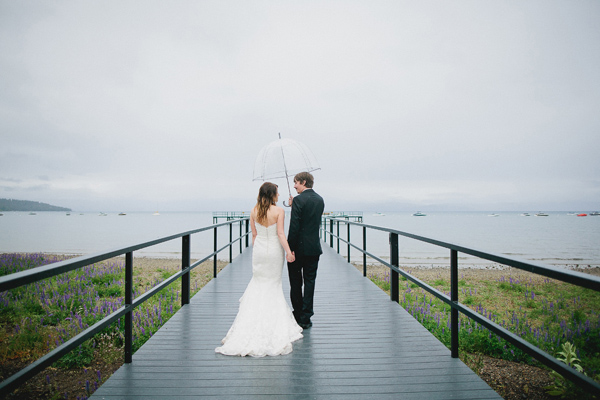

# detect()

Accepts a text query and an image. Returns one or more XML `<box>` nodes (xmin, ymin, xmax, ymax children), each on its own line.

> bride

<box><xmin>215</xmin><ymin>182</ymin><xmax>303</xmax><ymax>357</ymax></box>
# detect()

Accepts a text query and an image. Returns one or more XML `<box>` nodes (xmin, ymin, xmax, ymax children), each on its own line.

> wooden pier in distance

<box><xmin>91</xmin><ymin>245</ymin><xmax>500</xmax><ymax>399</ymax></box>
<box><xmin>212</xmin><ymin>211</ymin><xmax>249</xmax><ymax>224</ymax></box>
<box><xmin>323</xmin><ymin>211</ymin><xmax>363</xmax><ymax>221</ymax></box>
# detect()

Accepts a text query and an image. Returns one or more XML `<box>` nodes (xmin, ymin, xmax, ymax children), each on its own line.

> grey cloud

<box><xmin>0</xmin><ymin>1</ymin><xmax>599</xmax><ymax>211</ymax></box>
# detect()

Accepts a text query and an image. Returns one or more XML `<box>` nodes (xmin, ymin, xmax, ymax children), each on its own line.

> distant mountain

<box><xmin>0</xmin><ymin>198</ymin><xmax>71</xmax><ymax>212</ymax></box>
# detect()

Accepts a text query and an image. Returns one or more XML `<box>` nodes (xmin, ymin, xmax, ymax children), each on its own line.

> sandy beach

<box><xmin>354</xmin><ymin>262</ymin><xmax>600</xmax><ymax>286</ymax></box>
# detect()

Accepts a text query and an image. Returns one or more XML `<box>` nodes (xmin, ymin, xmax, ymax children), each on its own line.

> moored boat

<box><xmin>413</xmin><ymin>212</ymin><xmax>426</xmax><ymax>217</ymax></box>
<box><xmin>577</xmin><ymin>213</ymin><xmax>588</xmax><ymax>217</ymax></box>
<box><xmin>535</xmin><ymin>212</ymin><xmax>549</xmax><ymax>217</ymax></box>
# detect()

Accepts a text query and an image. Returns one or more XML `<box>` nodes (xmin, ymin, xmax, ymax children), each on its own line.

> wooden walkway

<box><xmin>91</xmin><ymin>246</ymin><xmax>501</xmax><ymax>399</ymax></box>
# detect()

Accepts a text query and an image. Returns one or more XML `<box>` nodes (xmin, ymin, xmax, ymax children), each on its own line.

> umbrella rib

<box><xmin>278</xmin><ymin>134</ymin><xmax>292</xmax><ymax>198</ymax></box>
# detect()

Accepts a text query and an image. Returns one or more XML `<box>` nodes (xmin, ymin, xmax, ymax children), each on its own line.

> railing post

<box><xmin>182</xmin><ymin>235</ymin><xmax>190</xmax><ymax>306</ymax></box>
<box><xmin>336</xmin><ymin>220</ymin><xmax>340</xmax><ymax>253</ymax></box>
<box><xmin>239</xmin><ymin>220</ymin><xmax>242</xmax><ymax>254</ymax></box>
<box><xmin>347</xmin><ymin>222</ymin><xmax>351</xmax><ymax>263</ymax></box>
<box><xmin>245</xmin><ymin>219</ymin><xmax>249</xmax><ymax>248</ymax></box>
<box><xmin>329</xmin><ymin>220</ymin><xmax>333</xmax><ymax>248</ymax></box>
<box><xmin>229</xmin><ymin>222</ymin><xmax>233</xmax><ymax>263</ymax></box>
<box><xmin>363</xmin><ymin>226</ymin><xmax>367</xmax><ymax>277</ymax></box>
<box><xmin>390</xmin><ymin>233</ymin><xmax>399</xmax><ymax>303</ymax></box>
<box><xmin>451</xmin><ymin>249</ymin><xmax>459</xmax><ymax>358</ymax></box>
<box><xmin>213</xmin><ymin>227</ymin><xmax>218</xmax><ymax>278</ymax></box>
<box><xmin>124</xmin><ymin>252</ymin><xmax>133</xmax><ymax>364</ymax></box>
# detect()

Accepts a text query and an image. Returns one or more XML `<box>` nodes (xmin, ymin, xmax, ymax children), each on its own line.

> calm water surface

<box><xmin>0</xmin><ymin>211</ymin><xmax>598</xmax><ymax>268</ymax></box>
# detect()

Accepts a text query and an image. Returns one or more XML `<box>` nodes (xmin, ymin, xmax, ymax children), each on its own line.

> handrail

<box><xmin>0</xmin><ymin>217</ymin><xmax>250</xmax><ymax>395</ymax></box>
<box><xmin>323</xmin><ymin>216</ymin><xmax>600</xmax><ymax>395</ymax></box>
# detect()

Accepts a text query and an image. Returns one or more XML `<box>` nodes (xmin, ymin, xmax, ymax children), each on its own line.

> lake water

<box><xmin>0</xmin><ymin>211</ymin><xmax>598</xmax><ymax>268</ymax></box>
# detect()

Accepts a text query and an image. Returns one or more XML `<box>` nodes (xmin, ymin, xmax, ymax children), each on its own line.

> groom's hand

<box><xmin>288</xmin><ymin>196</ymin><xmax>293</xmax><ymax>206</ymax></box>
<box><xmin>286</xmin><ymin>252</ymin><xmax>295</xmax><ymax>263</ymax></box>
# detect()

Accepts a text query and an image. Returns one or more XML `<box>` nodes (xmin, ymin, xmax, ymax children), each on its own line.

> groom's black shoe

<box><xmin>299</xmin><ymin>321</ymin><xmax>312</xmax><ymax>329</ymax></box>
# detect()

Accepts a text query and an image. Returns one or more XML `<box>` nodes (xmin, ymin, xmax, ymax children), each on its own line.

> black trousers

<box><xmin>287</xmin><ymin>254</ymin><xmax>320</xmax><ymax>324</ymax></box>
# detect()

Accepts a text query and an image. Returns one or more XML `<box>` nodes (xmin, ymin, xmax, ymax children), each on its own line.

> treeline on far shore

<box><xmin>0</xmin><ymin>198</ymin><xmax>71</xmax><ymax>212</ymax></box>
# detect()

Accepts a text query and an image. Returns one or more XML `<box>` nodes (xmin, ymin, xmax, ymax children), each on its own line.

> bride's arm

<box><xmin>276</xmin><ymin>208</ymin><xmax>295</xmax><ymax>262</ymax></box>
<box><xmin>250</xmin><ymin>208</ymin><xmax>258</xmax><ymax>245</ymax></box>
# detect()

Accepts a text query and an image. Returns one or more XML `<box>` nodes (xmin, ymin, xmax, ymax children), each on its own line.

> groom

<box><xmin>287</xmin><ymin>171</ymin><xmax>325</xmax><ymax>329</ymax></box>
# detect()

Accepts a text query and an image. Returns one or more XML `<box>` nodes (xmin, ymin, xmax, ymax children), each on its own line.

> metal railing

<box><xmin>323</xmin><ymin>216</ymin><xmax>600</xmax><ymax>395</ymax></box>
<box><xmin>0</xmin><ymin>217</ymin><xmax>250</xmax><ymax>395</ymax></box>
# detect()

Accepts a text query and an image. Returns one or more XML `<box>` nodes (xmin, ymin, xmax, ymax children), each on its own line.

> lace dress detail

<box><xmin>215</xmin><ymin>223</ymin><xmax>303</xmax><ymax>357</ymax></box>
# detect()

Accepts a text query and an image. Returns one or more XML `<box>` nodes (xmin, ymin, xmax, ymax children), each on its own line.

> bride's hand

<box><xmin>286</xmin><ymin>252</ymin><xmax>295</xmax><ymax>263</ymax></box>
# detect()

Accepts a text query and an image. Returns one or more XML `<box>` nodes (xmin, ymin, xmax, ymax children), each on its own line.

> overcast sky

<box><xmin>1</xmin><ymin>1</ymin><xmax>599</xmax><ymax>212</ymax></box>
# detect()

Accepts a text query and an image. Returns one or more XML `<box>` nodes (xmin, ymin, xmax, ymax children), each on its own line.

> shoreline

<box><xmin>354</xmin><ymin>262</ymin><xmax>600</xmax><ymax>278</ymax></box>
<box><xmin>3</xmin><ymin>252</ymin><xmax>598</xmax><ymax>278</ymax></box>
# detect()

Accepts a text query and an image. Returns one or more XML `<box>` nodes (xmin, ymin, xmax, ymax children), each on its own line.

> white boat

<box><xmin>520</xmin><ymin>213</ymin><xmax>530</xmax><ymax>216</ymax></box>
<box><xmin>488</xmin><ymin>213</ymin><xmax>499</xmax><ymax>217</ymax></box>
<box><xmin>535</xmin><ymin>212</ymin><xmax>549</xmax><ymax>217</ymax></box>
<box><xmin>412</xmin><ymin>212</ymin><xmax>426</xmax><ymax>217</ymax></box>
<box><xmin>99</xmin><ymin>212</ymin><xmax>108</xmax><ymax>216</ymax></box>
<box><xmin>153</xmin><ymin>211</ymin><xmax>160</xmax><ymax>216</ymax></box>
<box><xmin>589</xmin><ymin>211</ymin><xmax>600</xmax><ymax>216</ymax></box>
<box><xmin>372</xmin><ymin>212</ymin><xmax>386</xmax><ymax>217</ymax></box>
<box><xmin>118</xmin><ymin>212</ymin><xmax>126</xmax><ymax>216</ymax></box>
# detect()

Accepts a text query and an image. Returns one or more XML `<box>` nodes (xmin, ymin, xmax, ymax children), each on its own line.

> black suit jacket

<box><xmin>288</xmin><ymin>189</ymin><xmax>325</xmax><ymax>257</ymax></box>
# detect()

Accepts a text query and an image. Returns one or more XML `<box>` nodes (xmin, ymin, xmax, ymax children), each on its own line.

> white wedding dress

<box><xmin>215</xmin><ymin>223</ymin><xmax>303</xmax><ymax>357</ymax></box>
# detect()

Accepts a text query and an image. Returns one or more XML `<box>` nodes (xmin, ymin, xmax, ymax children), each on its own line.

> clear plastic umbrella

<box><xmin>253</xmin><ymin>133</ymin><xmax>321</xmax><ymax>203</ymax></box>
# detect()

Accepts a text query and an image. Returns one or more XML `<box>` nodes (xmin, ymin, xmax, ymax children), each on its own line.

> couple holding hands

<box><xmin>216</xmin><ymin>172</ymin><xmax>324</xmax><ymax>357</ymax></box>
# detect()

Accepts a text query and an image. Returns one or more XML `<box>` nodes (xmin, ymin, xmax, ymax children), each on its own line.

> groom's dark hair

<box><xmin>294</xmin><ymin>172</ymin><xmax>314</xmax><ymax>188</ymax></box>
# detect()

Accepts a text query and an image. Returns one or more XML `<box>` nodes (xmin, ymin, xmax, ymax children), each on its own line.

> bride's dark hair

<box><xmin>256</xmin><ymin>182</ymin><xmax>278</xmax><ymax>224</ymax></box>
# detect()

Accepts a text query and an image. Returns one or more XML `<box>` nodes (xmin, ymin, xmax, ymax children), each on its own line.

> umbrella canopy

<box><xmin>253</xmin><ymin>136</ymin><xmax>320</xmax><ymax>181</ymax></box>
<box><xmin>253</xmin><ymin>135</ymin><xmax>321</xmax><ymax>200</ymax></box>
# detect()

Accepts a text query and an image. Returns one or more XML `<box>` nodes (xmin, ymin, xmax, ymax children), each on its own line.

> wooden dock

<box><xmin>91</xmin><ymin>246</ymin><xmax>501</xmax><ymax>399</ymax></box>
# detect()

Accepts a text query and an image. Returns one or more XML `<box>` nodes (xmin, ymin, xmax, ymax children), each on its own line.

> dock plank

<box><xmin>91</xmin><ymin>246</ymin><xmax>501</xmax><ymax>399</ymax></box>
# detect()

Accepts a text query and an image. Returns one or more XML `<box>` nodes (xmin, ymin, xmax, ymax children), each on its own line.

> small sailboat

<box><xmin>153</xmin><ymin>211</ymin><xmax>160</xmax><ymax>216</ymax></box>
